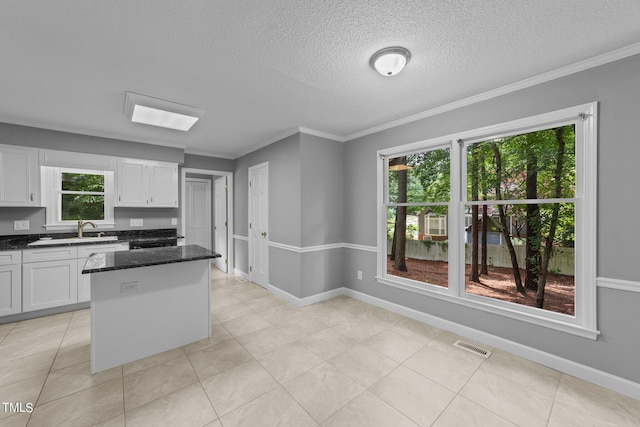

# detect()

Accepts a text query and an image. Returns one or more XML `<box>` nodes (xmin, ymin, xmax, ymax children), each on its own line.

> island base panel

<box><xmin>90</xmin><ymin>260</ymin><xmax>210</xmax><ymax>373</ymax></box>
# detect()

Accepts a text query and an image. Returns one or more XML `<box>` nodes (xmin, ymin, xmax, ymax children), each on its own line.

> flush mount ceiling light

<box><xmin>124</xmin><ymin>92</ymin><xmax>206</xmax><ymax>131</ymax></box>
<box><xmin>370</xmin><ymin>46</ymin><xmax>411</xmax><ymax>77</ymax></box>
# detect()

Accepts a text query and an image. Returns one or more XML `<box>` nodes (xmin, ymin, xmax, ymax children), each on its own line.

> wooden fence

<box><xmin>389</xmin><ymin>239</ymin><xmax>574</xmax><ymax>276</ymax></box>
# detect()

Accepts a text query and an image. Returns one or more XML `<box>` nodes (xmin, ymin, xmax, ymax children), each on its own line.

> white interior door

<box><xmin>249</xmin><ymin>163</ymin><xmax>268</xmax><ymax>287</ymax></box>
<box><xmin>185</xmin><ymin>178</ymin><xmax>211</xmax><ymax>250</ymax></box>
<box><xmin>214</xmin><ymin>177</ymin><xmax>228</xmax><ymax>272</ymax></box>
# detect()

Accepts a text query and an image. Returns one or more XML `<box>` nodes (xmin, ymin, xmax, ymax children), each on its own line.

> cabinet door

<box><xmin>149</xmin><ymin>162</ymin><xmax>178</xmax><ymax>207</ymax></box>
<box><xmin>0</xmin><ymin>145</ymin><xmax>39</xmax><ymax>206</ymax></box>
<box><xmin>117</xmin><ymin>159</ymin><xmax>148</xmax><ymax>206</ymax></box>
<box><xmin>23</xmin><ymin>259</ymin><xmax>78</xmax><ymax>312</ymax></box>
<box><xmin>0</xmin><ymin>264</ymin><xmax>21</xmax><ymax>316</ymax></box>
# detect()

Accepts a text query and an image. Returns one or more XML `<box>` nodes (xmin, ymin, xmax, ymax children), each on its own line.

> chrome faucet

<box><xmin>77</xmin><ymin>219</ymin><xmax>97</xmax><ymax>238</ymax></box>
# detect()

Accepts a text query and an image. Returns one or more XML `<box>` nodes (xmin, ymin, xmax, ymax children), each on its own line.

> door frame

<box><xmin>184</xmin><ymin>177</ymin><xmax>212</xmax><ymax>250</ymax></box>
<box><xmin>248</xmin><ymin>162</ymin><xmax>268</xmax><ymax>287</ymax></box>
<box><xmin>181</xmin><ymin>168</ymin><xmax>234</xmax><ymax>273</ymax></box>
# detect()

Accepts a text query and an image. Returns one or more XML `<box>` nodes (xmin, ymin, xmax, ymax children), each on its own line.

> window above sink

<box><xmin>41</xmin><ymin>166</ymin><xmax>116</xmax><ymax>231</ymax></box>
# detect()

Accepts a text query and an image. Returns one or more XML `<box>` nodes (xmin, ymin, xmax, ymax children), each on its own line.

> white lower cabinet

<box><xmin>0</xmin><ymin>251</ymin><xmax>22</xmax><ymax>316</ymax></box>
<box><xmin>22</xmin><ymin>258</ymin><xmax>78</xmax><ymax>312</ymax></box>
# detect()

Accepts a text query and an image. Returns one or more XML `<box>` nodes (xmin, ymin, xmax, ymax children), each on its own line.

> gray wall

<box><xmin>233</xmin><ymin>132</ymin><xmax>346</xmax><ymax>297</ymax></box>
<box><xmin>234</xmin><ymin>133</ymin><xmax>301</xmax><ymax>244</ymax></box>
<box><xmin>0</xmin><ymin>122</ymin><xmax>183</xmax><ymax>163</ymax></box>
<box><xmin>342</xmin><ymin>53</ymin><xmax>640</xmax><ymax>383</ymax></box>
<box><xmin>183</xmin><ymin>153</ymin><xmax>234</xmax><ymax>172</ymax></box>
<box><xmin>233</xmin><ymin>133</ymin><xmax>301</xmax><ymax>284</ymax></box>
<box><xmin>298</xmin><ymin>134</ymin><xmax>345</xmax><ymax>296</ymax></box>
<box><xmin>0</xmin><ymin>206</ymin><xmax>178</xmax><ymax>235</ymax></box>
<box><xmin>300</xmin><ymin>134</ymin><xmax>345</xmax><ymax>246</ymax></box>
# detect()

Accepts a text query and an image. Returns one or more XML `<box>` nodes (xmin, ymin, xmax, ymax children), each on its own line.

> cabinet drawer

<box><xmin>77</xmin><ymin>243</ymin><xmax>127</xmax><ymax>259</ymax></box>
<box><xmin>23</xmin><ymin>247</ymin><xmax>78</xmax><ymax>263</ymax></box>
<box><xmin>0</xmin><ymin>250</ymin><xmax>21</xmax><ymax>265</ymax></box>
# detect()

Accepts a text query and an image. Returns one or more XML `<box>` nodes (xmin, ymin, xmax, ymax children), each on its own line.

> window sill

<box><xmin>375</xmin><ymin>275</ymin><xmax>600</xmax><ymax>340</ymax></box>
<box><xmin>43</xmin><ymin>223</ymin><xmax>115</xmax><ymax>231</ymax></box>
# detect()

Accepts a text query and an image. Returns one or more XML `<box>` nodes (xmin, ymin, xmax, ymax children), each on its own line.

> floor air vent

<box><xmin>453</xmin><ymin>340</ymin><xmax>492</xmax><ymax>358</ymax></box>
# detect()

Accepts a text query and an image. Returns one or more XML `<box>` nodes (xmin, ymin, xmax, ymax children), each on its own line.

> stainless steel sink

<box><xmin>27</xmin><ymin>236</ymin><xmax>119</xmax><ymax>246</ymax></box>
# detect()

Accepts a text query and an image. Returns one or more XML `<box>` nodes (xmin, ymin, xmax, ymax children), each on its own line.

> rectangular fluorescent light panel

<box><xmin>125</xmin><ymin>91</ymin><xmax>205</xmax><ymax>132</ymax></box>
<box><xmin>131</xmin><ymin>105</ymin><xmax>199</xmax><ymax>131</ymax></box>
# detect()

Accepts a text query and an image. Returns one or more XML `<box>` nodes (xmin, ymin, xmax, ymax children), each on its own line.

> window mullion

<box><xmin>449</xmin><ymin>139</ymin><xmax>462</xmax><ymax>296</ymax></box>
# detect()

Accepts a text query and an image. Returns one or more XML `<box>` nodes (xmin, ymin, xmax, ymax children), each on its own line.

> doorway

<box><xmin>185</xmin><ymin>178</ymin><xmax>211</xmax><ymax>250</ymax></box>
<box><xmin>181</xmin><ymin>168</ymin><xmax>234</xmax><ymax>273</ymax></box>
<box><xmin>248</xmin><ymin>162</ymin><xmax>268</xmax><ymax>288</ymax></box>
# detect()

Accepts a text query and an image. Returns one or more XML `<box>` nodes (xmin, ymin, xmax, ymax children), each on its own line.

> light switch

<box><xmin>171</xmin><ymin>218</ymin><xmax>177</xmax><ymax>225</ymax></box>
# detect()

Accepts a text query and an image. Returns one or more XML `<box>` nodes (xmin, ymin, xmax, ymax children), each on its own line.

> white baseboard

<box><xmin>233</xmin><ymin>269</ymin><xmax>249</xmax><ymax>280</ymax></box>
<box><xmin>342</xmin><ymin>288</ymin><xmax>640</xmax><ymax>401</ymax></box>
<box><xmin>267</xmin><ymin>284</ymin><xmax>344</xmax><ymax>307</ymax></box>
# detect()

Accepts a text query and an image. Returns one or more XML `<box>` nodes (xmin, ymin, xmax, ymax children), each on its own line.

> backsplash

<box><xmin>0</xmin><ymin>207</ymin><xmax>180</xmax><ymax>235</ymax></box>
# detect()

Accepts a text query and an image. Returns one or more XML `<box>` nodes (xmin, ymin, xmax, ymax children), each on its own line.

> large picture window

<box><xmin>377</xmin><ymin>103</ymin><xmax>597</xmax><ymax>338</ymax></box>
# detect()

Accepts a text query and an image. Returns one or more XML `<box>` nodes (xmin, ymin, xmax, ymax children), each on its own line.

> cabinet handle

<box><xmin>118</xmin><ymin>195</ymin><xmax>121</xmax><ymax>202</ymax></box>
<box><xmin>150</xmin><ymin>197</ymin><xmax>153</xmax><ymax>203</ymax></box>
<box><xmin>30</xmin><ymin>193</ymin><xmax>34</xmax><ymax>202</ymax></box>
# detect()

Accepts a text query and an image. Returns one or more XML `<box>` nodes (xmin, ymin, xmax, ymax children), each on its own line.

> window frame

<box><xmin>376</xmin><ymin>102</ymin><xmax>598</xmax><ymax>339</ymax></box>
<box><xmin>42</xmin><ymin>166</ymin><xmax>115</xmax><ymax>230</ymax></box>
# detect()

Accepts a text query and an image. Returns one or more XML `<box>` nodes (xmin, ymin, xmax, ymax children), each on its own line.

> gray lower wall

<box><xmin>300</xmin><ymin>249</ymin><xmax>344</xmax><ymax>298</ymax></box>
<box><xmin>342</xmin><ymin>53</ymin><xmax>640</xmax><ymax>384</ymax></box>
<box><xmin>233</xmin><ymin>238</ymin><xmax>248</xmax><ymax>275</ymax></box>
<box><xmin>269</xmin><ymin>248</ymin><xmax>301</xmax><ymax>297</ymax></box>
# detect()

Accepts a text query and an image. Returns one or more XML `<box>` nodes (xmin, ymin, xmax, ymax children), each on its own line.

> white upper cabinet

<box><xmin>117</xmin><ymin>158</ymin><xmax>148</xmax><ymax>207</ymax></box>
<box><xmin>0</xmin><ymin>144</ymin><xmax>39</xmax><ymax>206</ymax></box>
<box><xmin>149</xmin><ymin>162</ymin><xmax>178</xmax><ymax>207</ymax></box>
<box><xmin>116</xmin><ymin>158</ymin><xmax>178</xmax><ymax>207</ymax></box>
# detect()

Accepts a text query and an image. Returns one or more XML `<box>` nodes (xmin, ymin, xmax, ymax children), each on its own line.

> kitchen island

<box><xmin>82</xmin><ymin>245</ymin><xmax>220</xmax><ymax>374</ymax></box>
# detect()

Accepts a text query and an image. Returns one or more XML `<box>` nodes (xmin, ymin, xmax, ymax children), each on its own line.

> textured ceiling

<box><xmin>1</xmin><ymin>1</ymin><xmax>640</xmax><ymax>158</ymax></box>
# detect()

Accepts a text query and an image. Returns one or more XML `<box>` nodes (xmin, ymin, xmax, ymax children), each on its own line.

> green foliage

<box><xmin>466</xmin><ymin>125</ymin><xmax>576</xmax><ymax>248</ymax></box>
<box><xmin>60</xmin><ymin>172</ymin><xmax>105</xmax><ymax>221</ymax></box>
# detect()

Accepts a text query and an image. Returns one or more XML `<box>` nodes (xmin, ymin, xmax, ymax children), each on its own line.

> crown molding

<box><xmin>298</xmin><ymin>127</ymin><xmax>345</xmax><ymax>142</ymax></box>
<box><xmin>344</xmin><ymin>41</ymin><xmax>640</xmax><ymax>141</ymax></box>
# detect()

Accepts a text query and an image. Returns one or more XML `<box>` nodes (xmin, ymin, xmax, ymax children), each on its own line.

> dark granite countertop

<box><xmin>0</xmin><ymin>229</ymin><xmax>182</xmax><ymax>251</ymax></box>
<box><xmin>82</xmin><ymin>244</ymin><xmax>220</xmax><ymax>274</ymax></box>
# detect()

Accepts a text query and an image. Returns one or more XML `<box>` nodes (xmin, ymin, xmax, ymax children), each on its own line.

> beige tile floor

<box><xmin>1</xmin><ymin>268</ymin><xmax>639</xmax><ymax>426</ymax></box>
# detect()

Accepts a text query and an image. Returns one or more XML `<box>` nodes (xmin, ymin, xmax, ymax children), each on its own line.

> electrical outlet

<box><xmin>14</xmin><ymin>220</ymin><xmax>29</xmax><ymax>230</ymax></box>
<box><xmin>121</xmin><ymin>281</ymin><xmax>139</xmax><ymax>293</ymax></box>
<box><xmin>357</xmin><ymin>270</ymin><xmax>363</xmax><ymax>280</ymax></box>
<box><xmin>171</xmin><ymin>218</ymin><xmax>177</xmax><ymax>225</ymax></box>
<box><xmin>130</xmin><ymin>218</ymin><xmax>143</xmax><ymax>227</ymax></box>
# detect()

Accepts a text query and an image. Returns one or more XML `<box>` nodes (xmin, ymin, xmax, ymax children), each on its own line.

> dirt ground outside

<box><xmin>387</xmin><ymin>257</ymin><xmax>575</xmax><ymax>315</ymax></box>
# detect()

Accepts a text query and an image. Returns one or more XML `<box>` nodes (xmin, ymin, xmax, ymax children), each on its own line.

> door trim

<box><xmin>180</xmin><ymin>168</ymin><xmax>234</xmax><ymax>272</ymax></box>
<box><xmin>185</xmin><ymin>177</ymin><xmax>212</xmax><ymax>250</ymax></box>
